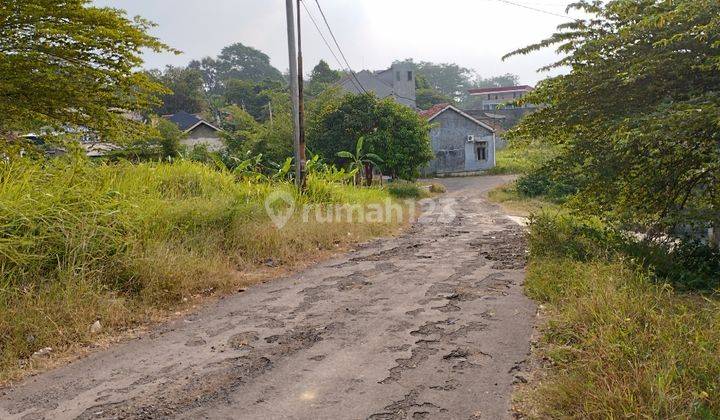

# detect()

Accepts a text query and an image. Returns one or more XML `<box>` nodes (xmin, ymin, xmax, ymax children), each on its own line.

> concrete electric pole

<box><xmin>285</xmin><ymin>0</ymin><xmax>305</xmax><ymax>188</ymax></box>
<box><xmin>296</xmin><ymin>0</ymin><xmax>307</xmax><ymax>187</ymax></box>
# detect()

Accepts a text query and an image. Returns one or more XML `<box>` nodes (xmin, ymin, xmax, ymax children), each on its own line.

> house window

<box><xmin>407</xmin><ymin>71</ymin><xmax>412</xmax><ymax>81</ymax></box>
<box><xmin>396</xmin><ymin>71</ymin><xmax>401</xmax><ymax>81</ymax></box>
<box><xmin>487</xmin><ymin>94</ymin><xmax>491</xmax><ymax>100</ymax></box>
<box><xmin>476</xmin><ymin>142</ymin><xmax>488</xmax><ymax>161</ymax></box>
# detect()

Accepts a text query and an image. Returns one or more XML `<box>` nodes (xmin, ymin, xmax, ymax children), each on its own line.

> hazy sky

<box><xmin>95</xmin><ymin>0</ymin><xmax>586</xmax><ymax>85</ymax></box>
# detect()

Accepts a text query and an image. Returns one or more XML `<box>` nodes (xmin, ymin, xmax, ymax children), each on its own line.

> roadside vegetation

<box><xmin>522</xmin><ymin>214</ymin><xmax>720</xmax><ymax>418</ymax></box>
<box><xmin>485</xmin><ymin>142</ymin><xmax>557</xmax><ymax>176</ymax></box>
<box><xmin>0</xmin><ymin>153</ymin><xmax>407</xmax><ymax>382</ymax></box>
<box><xmin>496</xmin><ymin>0</ymin><xmax>720</xmax><ymax>417</ymax></box>
<box><xmin>0</xmin><ymin>0</ymin><xmax>441</xmax><ymax>383</ymax></box>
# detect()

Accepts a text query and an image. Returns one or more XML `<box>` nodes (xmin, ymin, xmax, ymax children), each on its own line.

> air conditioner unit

<box><xmin>466</xmin><ymin>135</ymin><xmax>475</xmax><ymax>143</ymax></box>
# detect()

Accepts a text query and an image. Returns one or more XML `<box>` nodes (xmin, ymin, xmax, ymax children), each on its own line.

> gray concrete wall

<box><xmin>423</xmin><ymin>109</ymin><xmax>495</xmax><ymax>175</ymax></box>
<box><xmin>181</xmin><ymin>125</ymin><xmax>224</xmax><ymax>151</ymax></box>
<box><xmin>338</xmin><ymin>65</ymin><xmax>416</xmax><ymax>108</ymax></box>
<box><xmin>389</xmin><ymin>62</ymin><xmax>416</xmax><ymax>108</ymax></box>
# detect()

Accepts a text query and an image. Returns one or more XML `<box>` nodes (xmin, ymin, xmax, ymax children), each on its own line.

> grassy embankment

<box><xmin>487</xmin><ymin>147</ymin><xmax>720</xmax><ymax>418</ymax></box>
<box><xmin>0</xmin><ymin>157</ymin><xmax>404</xmax><ymax>382</ymax></box>
<box><xmin>487</xmin><ymin>145</ymin><xmax>563</xmax><ymax>216</ymax></box>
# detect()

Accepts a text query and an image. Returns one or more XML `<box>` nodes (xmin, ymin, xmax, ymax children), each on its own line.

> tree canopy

<box><xmin>188</xmin><ymin>43</ymin><xmax>284</xmax><ymax>94</ymax></box>
<box><xmin>415</xmin><ymin>74</ymin><xmax>454</xmax><ymax>110</ymax></box>
<box><xmin>149</xmin><ymin>66</ymin><xmax>207</xmax><ymax>116</ymax></box>
<box><xmin>506</xmin><ymin>0</ymin><xmax>720</xmax><ymax>233</ymax></box>
<box><xmin>474</xmin><ymin>73</ymin><xmax>519</xmax><ymax>89</ymax></box>
<box><xmin>308</xmin><ymin>92</ymin><xmax>433</xmax><ymax>180</ymax></box>
<box><xmin>0</xmin><ymin>0</ymin><xmax>174</xmax><ymax>136</ymax></box>
<box><xmin>307</xmin><ymin>60</ymin><xmax>342</xmax><ymax>97</ymax></box>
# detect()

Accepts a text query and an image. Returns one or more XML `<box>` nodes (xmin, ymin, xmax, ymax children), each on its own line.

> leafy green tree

<box><xmin>474</xmin><ymin>73</ymin><xmax>520</xmax><ymax>88</ymax></box>
<box><xmin>415</xmin><ymin>74</ymin><xmax>453</xmax><ymax>110</ymax></box>
<box><xmin>308</xmin><ymin>92</ymin><xmax>433</xmax><ymax>180</ymax></box>
<box><xmin>309</xmin><ymin>60</ymin><xmax>341</xmax><ymax>85</ymax></box>
<box><xmin>150</xmin><ymin>66</ymin><xmax>207</xmax><ymax>115</ymax></box>
<box><xmin>505</xmin><ymin>0</ymin><xmax>720</xmax><ymax>237</ymax></box>
<box><xmin>188</xmin><ymin>57</ymin><xmax>221</xmax><ymax>93</ymax></box>
<box><xmin>0</xmin><ymin>0</ymin><xmax>174</xmax><ymax>136</ymax></box>
<box><xmin>307</xmin><ymin>60</ymin><xmax>341</xmax><ymax>97</ymax></box>
<box><xmin>223</xmin><ymin>79</ymin><xmax>282</xmax><ymax>121</ymax></box>
<box><xmin>189</xmin><ymin>43</ymin><xmax>284</xmax><ymax>95</ymax></box>
<box><xmin>224</xmin><ymin>91</ymin><xmax>294</xmax><ymax>166</ymax></box>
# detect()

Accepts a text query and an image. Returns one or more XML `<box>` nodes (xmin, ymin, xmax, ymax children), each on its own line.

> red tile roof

<box><xmin>418</xmin><ymin>103</ymin><xmax>451</xmax><ymax>119</ymax></box>
<box><xmin>467</xmin><ymin>85</ymin><xmax>534</xmax><ymax>94</ymax></box>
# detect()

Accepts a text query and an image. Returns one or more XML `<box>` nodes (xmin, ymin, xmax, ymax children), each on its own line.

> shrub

<box><xmin>516</xmin><ymin>165</ymin><xmax>576</xmax><ymax>202</ymax></box>
<box><xmin>387</xmin><ymin>181</ymin><xmax>426</xmax><ymax>199</ymax></box>
<box><xmin>530</xmin><ymin>213</ymin><xmax>720</xmax><ymax>290</ymax></box>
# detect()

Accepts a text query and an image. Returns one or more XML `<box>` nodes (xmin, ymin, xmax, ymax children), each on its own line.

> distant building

<box><xmin>338</xmin><ymin>62</ymin><xmax>416</xmax><ymax>108</ymax></box>
<box><xmin>419</xmin><ymin>103</ymin><xmax>496</xmax><ymax>176</ymax></box>
<box><xmin>164</xmin><ymin>111</ymin><xmax>224</xmax><ymax>151</ymax></box>
<box><xmin>467</xmin><ymin>85</ymin><xmax>536</xmax><ymax>111</ymax></box>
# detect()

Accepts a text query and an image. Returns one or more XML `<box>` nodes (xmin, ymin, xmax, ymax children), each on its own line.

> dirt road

<box><xmin>0</xmin><ymin>175</ymin><xmax>535</xmax><ymax>419</ymax></box>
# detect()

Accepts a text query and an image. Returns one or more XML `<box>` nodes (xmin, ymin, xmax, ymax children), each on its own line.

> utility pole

<box><xmin>296</xmin><ymin>0</ymin><xmax>307</xmax><ymax>187</ymax></box>
<box><xmin>285</xmin><ymin>0</ymin><xmax>304</xmax><ymax>188</ymax></box>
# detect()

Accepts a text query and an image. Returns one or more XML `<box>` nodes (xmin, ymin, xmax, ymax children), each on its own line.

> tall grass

<box><xmin>0</xmin><ymin>157</ymin><xmax>398</xmax><ymax>381</ymax></box>
<box><xmin>522</xmin><ymin>214</ymin><xmax>720</xmax><ymax>418</ymax></box>
<box><xmin>485</xmin><ymin>143</ymin><xmax>558</xmax><ymax>175</ymax></box>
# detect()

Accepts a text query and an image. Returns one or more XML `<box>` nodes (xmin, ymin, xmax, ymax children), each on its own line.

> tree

<box><xmin>415</xmin><ymin>74</ymin><xmax>453</xmax><ymax>110</ymax></box>
<box><xmin>474</xmin><ymin>73</ymin><xmax>520</xmax><ymax>88</ymax></box>
<box><xmin>308</xmin><ymin>92</ymin><xmax>433</xmax><ymax>180</ymax></box>
<box><xmin>150</xmin><ymin>66</ymin><xmax>207</xmax><ymax>115</ymax></box>
<box><xmin>505</xmin><ymin>0</ymin><xmax>720</xmax><ymax>237</ymax></box>
<box><xmin>188</xmin><ymin>57</ymin><xmax>221</xmax><ymax>93</ymax></box>
<box><xmin>223</xmin><ymin>90</ymin><xmax>294</xmax><ymax>166</ymax></box>
<box><xmin>189</xmin><ymin>43</ymin><xmax>284</xmax><ymax>95</ymax></box>
<box><xmin>223</xmin><ymin>79</ymin><xmax>283</xmax><ymax>121</ymax></box>
<box><xmin>307</xmin><ymin>59</ymin><xmax>341</xmax><ymax>97</ymax></box>
<box><xmin>0</xmin><ymin>0</ymin><xmax>174</xmax><ymax>136</ymax></box>
<box><xmin>309</xmin><ymin>60</ymin><xmax>341</xmax><ymax>85</ymax></box>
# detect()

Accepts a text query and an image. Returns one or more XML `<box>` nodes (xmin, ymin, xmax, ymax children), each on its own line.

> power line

<box><xmin>310</xmin><ymin>0</ymin><xmax>367</xmax><ymax>93</ymax></box>
<box><xmin>493</xmin><ymin>0</ymin><xmax>578</xmax><ymax>20</ymax></box>
<box><xmin>298</xmin><ymin>0</ymin><xmax>362</xmax><ymax>92</ymax></box>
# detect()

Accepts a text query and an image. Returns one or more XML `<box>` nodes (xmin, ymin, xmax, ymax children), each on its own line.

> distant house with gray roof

<box><xmin>164</xmin><ymin>111</ymin><xmax>224</xmax><ymax>151</ymax></box>
<box><xmin>419</xmin><ymin>103</ymin><xmax>496</xmax><ymax>176</ymax></box>
<box><xmin>338</xmin><ymin>62</ymin><xmax>416</xmax><ymax>108</ymax></box>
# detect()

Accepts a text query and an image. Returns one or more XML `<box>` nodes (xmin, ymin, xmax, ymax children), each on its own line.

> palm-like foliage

<box><xmin>336</xmin><ymin>137</ymin><xmax>383</xmax><ymax>186</ymax></box>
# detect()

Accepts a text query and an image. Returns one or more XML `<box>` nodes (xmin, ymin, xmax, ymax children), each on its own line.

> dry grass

<box><xmin>487</xmin><ymin>182</ymin><xmax>563</xmax><ymax>217</ymax></box>
<box><xmin>520</xmin><ymin>216</ymin><xmax>720</xmax><ymax>418</ymax></box>
<box><xmin>0</xmin><ymin>157</ymin><xmax>403</xmax><ymax>382</ymax></box>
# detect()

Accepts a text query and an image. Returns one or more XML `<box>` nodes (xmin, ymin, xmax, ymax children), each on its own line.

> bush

<box><xmin>387</xmin><ymin>181</ymin><xmax>426</xmax><ymax>199</ymax></box>
<box><xmin>530</xmin><ymin>213</ymin><xmax>720</xmax><ymax>290</ymax></box>
<box><xmin>516</xmin><ymin>165</ymin><xmax>576</xmax><ymax>201</ymax></box>
<box><xmin>307</xmin><ymin>92</ymin><xmax>433</xmax><ymax>180</ymax></box>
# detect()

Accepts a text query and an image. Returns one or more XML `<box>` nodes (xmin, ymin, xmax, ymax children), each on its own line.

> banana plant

<box><xmin>336</xmin><ymin>136</ymin><xmax>383</xmax><ymax>186</ymax></box>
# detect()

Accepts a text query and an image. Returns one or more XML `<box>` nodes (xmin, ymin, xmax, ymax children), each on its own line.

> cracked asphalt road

<box><xmin>0</xmin><ymin>175</ymin><xmax>535</xmax><ymax>420</ymax></box>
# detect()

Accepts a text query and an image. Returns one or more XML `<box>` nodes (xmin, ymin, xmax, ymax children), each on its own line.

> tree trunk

<box><xmin>364</xmin><ymin>163</ymin><xmax>373</xmax><ymax>186</ymax></box>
